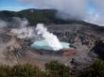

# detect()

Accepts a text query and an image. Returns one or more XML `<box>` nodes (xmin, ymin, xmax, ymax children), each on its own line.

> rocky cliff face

<box><xmin>46</xmin><ymin>23</ymin><xmax>104</xmax><ymax>70</ymax></box>
<box><xmin>48</xmin><ymin>23</ymin><xmax>104</xmax><ymax>52</ymax></box>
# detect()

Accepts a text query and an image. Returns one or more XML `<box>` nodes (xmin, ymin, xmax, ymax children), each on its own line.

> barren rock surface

<box><xmin>0</xmin><ymin>23</ymin><xmax>103</xmax><ymax>70</ymax></box>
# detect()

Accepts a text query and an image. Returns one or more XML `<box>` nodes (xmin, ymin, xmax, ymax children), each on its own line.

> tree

<box><xmin>80</xmin><ymin>59</ymin><xmax>104</xmax><ymax>77</ymax></box>
<box><xmin>0</xmin><ymin>65</ymin><xmax>11</xmax><ymax>77</ymax></box>
<box><xmin>92</xmin><ymin>40</ymin><xmax>104</xmax><ymax>59</ymax></box>
<box><xmin>11</xmin><ymin>64</ymin><xmax>42</xmax><ymax>77</ymax></box>
<box><xmin>45</xmin><ymin>61</ymin><xmax>70</xmax><ymax>77</ymax></box>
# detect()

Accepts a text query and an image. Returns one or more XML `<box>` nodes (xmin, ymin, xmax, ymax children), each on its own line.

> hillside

<box><xmin>1</xmin><ymin>9</ymin><xmax>103</xmax><ymax>26</ymax></box>
<box><xmin>0</xmin><ymin>9</ymin><xmax>71</xmax><ymax>25</ymax></box>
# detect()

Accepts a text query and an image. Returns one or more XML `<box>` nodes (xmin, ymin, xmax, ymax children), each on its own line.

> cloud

<box><xmin>18</xmin><ymin>0</ymin><xmax>86</xmax><ymax>19</ymax></box>
<box><xmin>85</xmin><ymin>0</ymin><xmax>104</xmax><ymax>26</ymax></box>
<box><xmin>92</xmin><ymin>0</ymin><xmax>104</xmax><ymax>13</ymax></box>
<box><xmin>18</xmin><ymin>0</ymin><xmax>104</xmax><ymax>26</ymax></box>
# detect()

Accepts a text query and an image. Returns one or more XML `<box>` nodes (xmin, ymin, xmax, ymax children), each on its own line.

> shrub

<box><xmin>11</xmin><ymin>64</ymin><xmax>40</xmax><ymax>77</ymax></box>
<box><xmin>45</xmin><ymin>61</ymin><xmax>70</xmax><ymax>77</ymax></box>
<box><xmin>0</xmin><ymin>65</ymin><xmax>11</xmax><ymax>77</ymax></box>
<box><xmin>80</xmin><ymin>59</ymin><xmax>104</xmax><ymax>77</ymax></box>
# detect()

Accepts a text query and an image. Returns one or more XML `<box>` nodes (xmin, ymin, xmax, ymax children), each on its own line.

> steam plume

<box><xmin>12</xmin><ymin>17</ymin><xmax>28</xmax><ymax>28</ymax></box>
<box><xmin>0</xmin><ymin>17</ymin><xmax>29</xmax><ymax>28</ymax></box>
<box><xmin>10</xmin><ymin>17</ymin><xmax>35</xmax><ymax>39</ymax></box>
<box><xmin>11</xmin><ymin>27</ymin><xmax>35</xmax><ymax>39</ymax></box>
<box><xmin>0</xmin><ymin>19</ymin><xmax>7</xmax><ymax>28</ymax></box>
<box><xmin>35</xmin><ymin>23</ymin><xmax>63</xmax><ymax>51</ymax></box>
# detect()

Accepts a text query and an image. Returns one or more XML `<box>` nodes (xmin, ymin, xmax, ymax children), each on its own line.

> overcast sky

<box><xmin>0</xmin><ymin>0</ymin><xmax>104</xmax><ymax>26</ymax></box>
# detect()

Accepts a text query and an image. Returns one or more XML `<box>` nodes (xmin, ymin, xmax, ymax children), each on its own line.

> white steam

<box><xmin>0</xmin><ymin>17</ymin><xmax>29</xmax><ymax>28</ymax></box>
<box><xmin>11</xmin><ymin>27</ymin><xmax>35</xmax><ymax>39</ymax></box>
<box><xmin>9</xmin><ymin>17</ymin><xmax>34</xmax><ymax>39</ymax></box>
<box><xmin>0</xmin><ymin>20</ymin><xmax>8</xmax><ymax>28</ymax></box>
<box><xmin>12</xmin><ymin>17</ymin><xmax>29</xmax><ymax>28</ymax></box>
<box><xmin>35</xmin><ymin>23</ymin><xmax>63</xmax><ymax>51</ymax></box>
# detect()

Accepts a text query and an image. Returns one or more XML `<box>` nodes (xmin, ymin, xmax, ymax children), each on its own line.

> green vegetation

<box><xmin>45</xmin><ymin>61</ymin><xmax>70</xmax><ymax>77</ymax></box>
<box><xmin>0</xmin><ymin>9</ymin><xmax>69</xmax><ymax>25</ymax></box>
<box><xmin>0</xmin><ymin>64</ymin><xmax>47</xmax><ymax>77</ymax></box>
<box><xmin>80</xmin><ymin>59</ymin><xmax>104</xmax><ymax>77</ymax></box>
<box><xmin>92</xmin><ymin>40</ymin><xmax>104</xmax><ymax>59</ymax></box>
<box><xmin>11</xmin><ymin>64</ymin><xmax>39</xmax><ymax>77</ymax></box>
<box><xmin>0</xmin><ymin>65</ymin><xmax>11</xmax><ymax>77</ymax></box>
<box><xmin>0</xmin><ymin>61</ymin><xmax>70</xmax><ymax>77</ymax></box>
<box><xmin>0</xmin><ymin>60</ymin><xmax>104</xmax><ymax>77</ymax></box>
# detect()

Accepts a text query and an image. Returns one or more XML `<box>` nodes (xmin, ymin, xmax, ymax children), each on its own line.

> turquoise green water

<box><xmin>31</xmin><ymin>40</ymin><xmax>70</xmax><ymax>50</ymax></box>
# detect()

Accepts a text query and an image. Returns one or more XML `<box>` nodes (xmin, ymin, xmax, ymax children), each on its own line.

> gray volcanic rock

<box><xmin>0</xmin><ymin>18</ymin><xmax>103</xmax><ymax>70</ymax></box>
